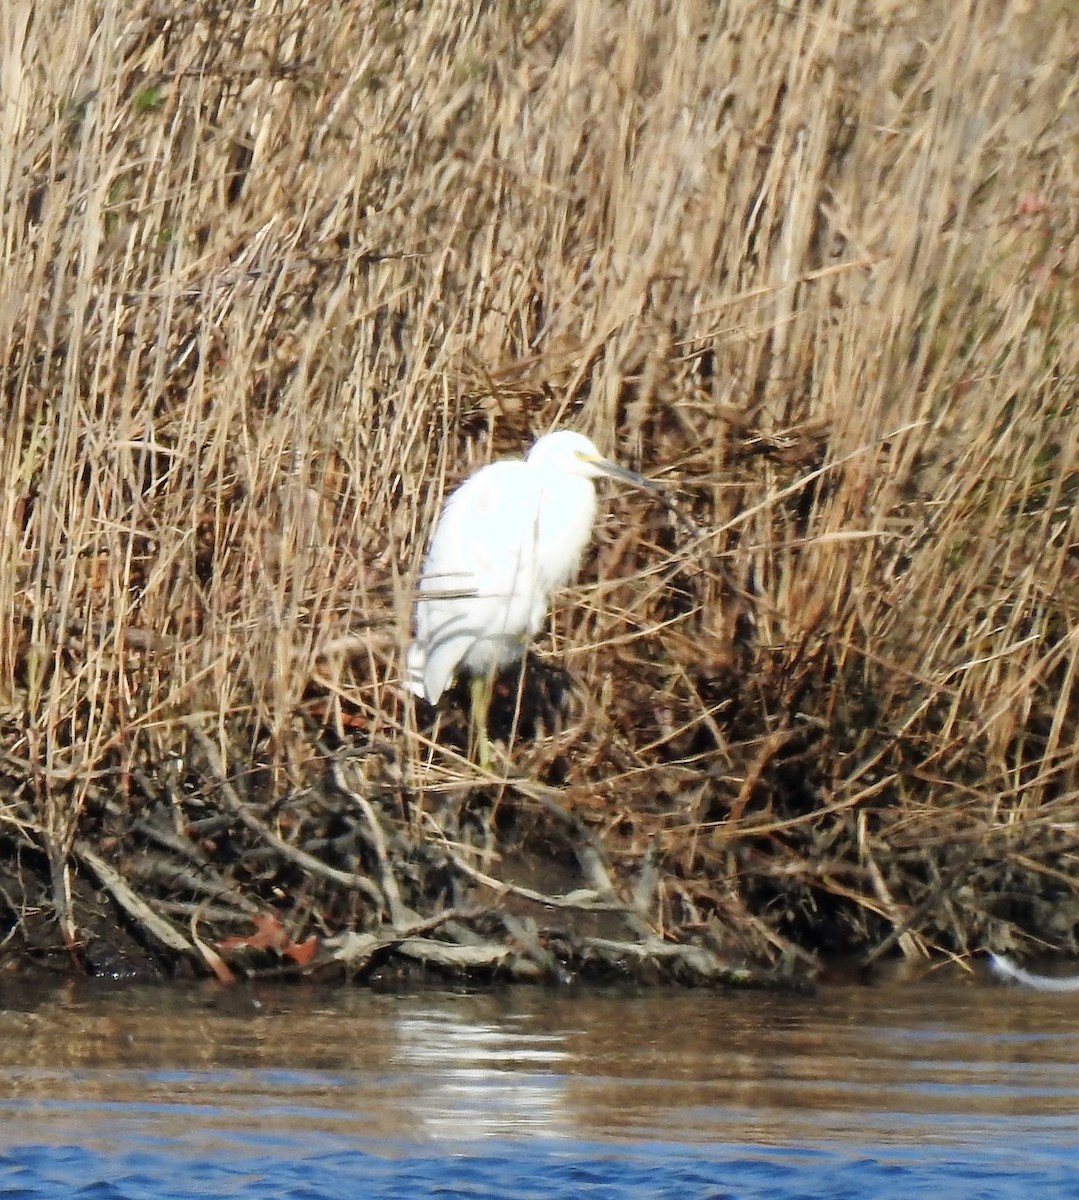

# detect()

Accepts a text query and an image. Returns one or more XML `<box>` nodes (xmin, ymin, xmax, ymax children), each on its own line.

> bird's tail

<box><xmin>403</xmin><ymin>641</ymin><xmax>427</xmax><ymax>699</ymax></box>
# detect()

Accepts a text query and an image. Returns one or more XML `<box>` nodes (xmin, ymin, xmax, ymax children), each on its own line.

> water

<box><xmin>0</xmin><ymin>968</ymin><xmax>1077</xmax><ymax>1198</ymax></box>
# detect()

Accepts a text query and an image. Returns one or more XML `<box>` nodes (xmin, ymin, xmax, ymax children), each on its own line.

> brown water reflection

<box><xmin>1</xmin><ymin>968</ymin><xmax>1078</xmax><ymax>1151</ymax></box>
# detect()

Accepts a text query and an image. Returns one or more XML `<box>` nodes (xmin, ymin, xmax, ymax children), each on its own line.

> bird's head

<box><xmin>526</xmin><ymin>429</ymin><xmax>653</xmax><ymax>489</ymax></box>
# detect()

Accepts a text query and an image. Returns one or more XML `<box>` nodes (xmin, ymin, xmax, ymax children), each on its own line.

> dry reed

<box><xmin>0</xmin><ymin>0</ymin><xmax>1076</xmax><ymax>978</ymax></box>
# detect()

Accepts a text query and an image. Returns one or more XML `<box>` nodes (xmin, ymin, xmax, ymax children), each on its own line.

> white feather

<box><xmin>988</xmin><ymin>952</ymin><xmax>1079</xmax><ymax>992</ymax></box>
<box><xmin>405</xmin><ymin>431</ymin><xmax>639</xmax><ymax>704</ymax></box>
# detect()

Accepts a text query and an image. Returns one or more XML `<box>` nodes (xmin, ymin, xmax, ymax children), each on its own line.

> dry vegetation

<box><xmin>0</xmin><ymin>0</ymin><xmax>1076</xmax><ymax>982</ymax></box>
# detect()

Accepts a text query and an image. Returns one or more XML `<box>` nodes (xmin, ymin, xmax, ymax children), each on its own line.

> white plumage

<box><xmin>405</xmin><ymin>430</ymin><xmax>651</xmax><ymax>763</ymax></box>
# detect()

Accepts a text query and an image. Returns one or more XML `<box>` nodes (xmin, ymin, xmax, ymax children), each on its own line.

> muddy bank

<box><xmin>2</xmin><ymin>716</ymin><xmax>778</xmax><ymax>988</ymax></box>
<box><xmin>0</xmin><ymin>654</ymin><xmax>1068</xmax><ymax>988</ymax></box>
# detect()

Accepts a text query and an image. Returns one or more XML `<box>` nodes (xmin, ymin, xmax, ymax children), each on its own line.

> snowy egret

<box><xmin>405</xmin><ymin>430</ymin><xmax>656</xmax><ymax>767</ymax></box>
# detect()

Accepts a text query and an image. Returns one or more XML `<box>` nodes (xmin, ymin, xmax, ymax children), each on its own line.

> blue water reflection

<box><xmin>1</xmin><ymin>1134</ymin><xmax>1075</xmax><ymax>1200</ymax></box>
<box><xmin>0</xmin><ymin>976</ymin><xmax>1077</xmax><ymax>1198</ymax></box>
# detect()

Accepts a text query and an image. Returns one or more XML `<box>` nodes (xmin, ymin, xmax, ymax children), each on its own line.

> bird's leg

<box><xmin>469</xmin><ymin>672</ymin><xmax>494</xmax><ymax>769</ymax></box>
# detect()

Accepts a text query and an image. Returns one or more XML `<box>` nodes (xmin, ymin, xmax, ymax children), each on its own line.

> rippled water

<box><xmin>1</xmin><ymin>966</ymin><xmax>1078</xmax><ymax>1198</ymax></box>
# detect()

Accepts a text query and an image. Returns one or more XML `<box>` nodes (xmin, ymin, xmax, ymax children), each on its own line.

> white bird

<box><xmin>405</xmin><ymin>430</ymin><xmax>655</xmax><ymax>767</ymax></box>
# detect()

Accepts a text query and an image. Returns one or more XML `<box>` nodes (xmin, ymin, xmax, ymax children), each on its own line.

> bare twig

<box><xmin>189</xmin><ymin>727</ymin><xmax>386</xmax><ymax>912</ymax></box>
<box><xmin>75</xmin><ymin>842</ymin><xmax>195</xmax><ymax>956</ymax></box>
<box><xmin>326</xmin><ymin>752</ymin><xmax>410</xmax><ymax>926</ymax></box>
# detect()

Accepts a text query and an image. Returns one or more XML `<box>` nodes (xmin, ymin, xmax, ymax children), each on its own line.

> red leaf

<box><xmin>219</xmin><ymin>912</ymin><xmax>319</xmax><ymax>966</ymax></box>
<box><xmin>285</xmin><ymin>936</ymin><xmax>319</xmax><ymax>966</ymax></box>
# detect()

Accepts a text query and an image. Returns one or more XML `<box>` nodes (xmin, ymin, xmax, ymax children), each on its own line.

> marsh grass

<box><xmin>0</xmin><ymin>0</ymin><xmax>1076</xmax><ymax>973</ymax></box>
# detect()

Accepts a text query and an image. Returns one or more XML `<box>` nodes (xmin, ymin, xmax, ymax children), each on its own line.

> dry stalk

<box><xmin>0</xmin><ymin>0</ymin><xmax>1074</xmax><ymax>973</ymax></box>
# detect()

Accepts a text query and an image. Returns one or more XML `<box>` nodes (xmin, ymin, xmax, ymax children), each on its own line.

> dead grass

<box><xmin>0</xmin><ymin>0</ymin><xmax>1076</xmax><ymax>976</ymax></box>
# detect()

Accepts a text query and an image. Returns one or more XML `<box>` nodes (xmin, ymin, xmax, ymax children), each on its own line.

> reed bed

<box><xmin>0</xmin><ymin>0</ymin><xmax>1076</xmax><ymax>981</ymax></box>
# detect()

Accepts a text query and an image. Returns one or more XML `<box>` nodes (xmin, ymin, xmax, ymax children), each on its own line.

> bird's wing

<box><xmin>420</xmin><ymin>460</ymin><xmax>544</xmax><ymax>598</ymax></box>
<box><xmin>410</xmin><ymin>462</ymin><xmax>545</xmax><ymax>700</ymax></box>
<box><xmin>405</xmin><ymin>629</ymin><xmax>474</xmax><ymax>703</ymax></box>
